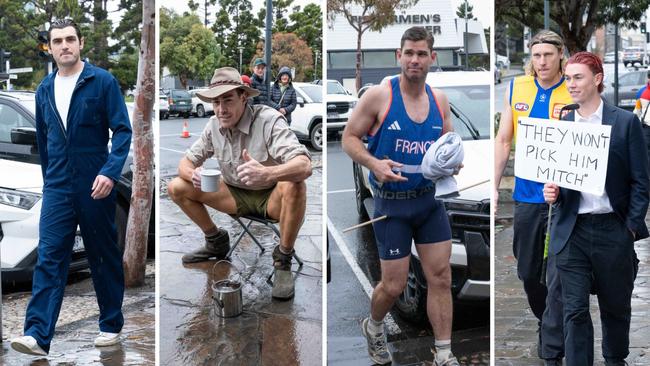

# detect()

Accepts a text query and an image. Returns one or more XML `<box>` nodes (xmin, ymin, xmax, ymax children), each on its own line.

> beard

<box><xmin>401</xmin><ymin>65</ymin><xmax>427</xmax><ymax>83</ymax></box>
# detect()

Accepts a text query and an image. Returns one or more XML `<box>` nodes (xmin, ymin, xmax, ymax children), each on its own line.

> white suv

<box><xmin>324</xmin><ymin>80</ymin><xmax>357</xmax><ymax>135</ymax></box>
<box><xmin>290</xmin><ymin>82</ymin><xmax>323</xmax><ymax>151</ymax></box>
<box><xmin>189</xmin><ymin>88</ymin><xmax>214</xmax><ymax>118</ymax></box>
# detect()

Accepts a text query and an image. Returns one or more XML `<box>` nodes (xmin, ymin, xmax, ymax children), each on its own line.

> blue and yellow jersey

<box><xmin>509</xmin><ymin>75</ymin><xmax>572</xmax><ymax>203</ymax></box>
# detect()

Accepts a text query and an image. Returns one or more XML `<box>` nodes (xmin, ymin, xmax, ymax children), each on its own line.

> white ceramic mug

<box><xmin>201</xmin><ymin>169</ymin><xmax>222</xmax><ymax>192</ymax></box>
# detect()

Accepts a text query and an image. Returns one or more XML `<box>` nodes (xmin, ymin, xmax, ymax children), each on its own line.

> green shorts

<box><xmin>226</xmin><ymin>184</ymin><xmax>276</xmax><ymax>218</ymax></box>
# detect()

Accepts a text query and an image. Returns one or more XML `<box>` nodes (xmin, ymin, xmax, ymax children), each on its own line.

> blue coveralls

<box><xmin>25</xmin><ymin>62</ymin><xmax>132</xmax><ymax>352</ymax></box>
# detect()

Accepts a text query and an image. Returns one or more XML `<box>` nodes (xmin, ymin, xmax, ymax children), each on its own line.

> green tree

<box><xmin>160</xmin><ymin>8</ymin><xmax>222</xmax><ymax>88</ymax></box>
<box><xmin>288</xmin><ymin>3</ymin><xmax>322</xmax><ymax>72</ymax></box>
<box><xmin>253</xmin><ymin>32</ymin><xmax>313</xmax><ymax>81</ymax></box>
<box><xmin>211</xmin><ymin>0</ymin><xmax>262</xmax><ymax>73</ymax></box>
<box><xmin>327</xmin><ymin>0</ymin><xmax>419</xmax><ymax>91</ymax></box>
<box><xmin>109</xmin><ymin>0</ymin><xmax>143</xmax><ymax>94</ymax></box>
<box><xmin>456</xmin><ymin>0</ymin><xmax>477</xmax><ymax>20</ymax></box>
<box><xmin>495</xmin><ymin>0</ymin><xmax>650</xmax><ymax>53</ymax></box>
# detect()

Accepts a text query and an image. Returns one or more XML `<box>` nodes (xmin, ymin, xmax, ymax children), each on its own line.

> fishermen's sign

<box><xmin>514</xmin><ymin>117</ymin><xmax>611</xmax><ymax>195</ymax></box>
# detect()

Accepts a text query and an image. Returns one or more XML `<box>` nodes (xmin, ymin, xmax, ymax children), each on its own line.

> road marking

<box><xmin>160</xmin><ymin>147</ymin><xmax>186</xmax><ymax>154</ymax></box>
<box><xmin>328</xmin><ymin>217</ymin><xmax>401</xmax><ymax>335</ymax></box>
<box><xmin>327</xmin><ymin>188</ymin><xmax>355</xmax><ymax>194</ymax></box>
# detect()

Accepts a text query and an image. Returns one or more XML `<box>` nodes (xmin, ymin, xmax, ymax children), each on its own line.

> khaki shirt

<box><xmin>185</xmin><ymin>104</ymin><xmax>311</xmax><ymax>190</ymax></box>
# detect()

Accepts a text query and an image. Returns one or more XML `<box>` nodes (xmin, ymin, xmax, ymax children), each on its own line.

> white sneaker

<box><xmin>10</xmin><ymin>336</ymin><xmax>48</xmax><ymax>356</ymax></box>
<box><xmin>94</xmin><ymin>331</ymin><xmax>121</xmax><ymax>347</ymax></box>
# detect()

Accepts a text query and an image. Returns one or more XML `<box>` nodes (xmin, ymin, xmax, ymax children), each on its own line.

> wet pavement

<box><xmin>159</xmin><ymin>117</ymin><xmax>323</xmax><ymax>366</ymax></box>
<box><xmin>495</xmin><ymin>196</ymin><xmax>650</xmax><ymax>365</ymax></box>
<box><xmin>0</xmin><ymin>261</ymin><xmax>155</xmax><ymax>365</ymax></box>
<box><xmin>327</xmin><ymin>140</ymin><xmax>489</xmax><ymax>365</ymax></box>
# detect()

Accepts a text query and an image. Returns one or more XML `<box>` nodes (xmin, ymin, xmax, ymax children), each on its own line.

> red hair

<box><xmin>566</xmin><ymin>51</ymin><xmax>604</xmax><ymax>93</ymax></box>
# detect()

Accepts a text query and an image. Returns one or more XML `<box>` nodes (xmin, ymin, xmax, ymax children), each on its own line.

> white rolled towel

<box><xmin>421</xmin><ymin>132</ymin><xmax>464</xmax><ymax>196</ymax></box>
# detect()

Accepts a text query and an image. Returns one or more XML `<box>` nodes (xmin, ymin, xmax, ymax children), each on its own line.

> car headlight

<box><xmin>0</xmin><ymin>188</ymin><xmax>41</xmax><ymax>210</ymax></box>
<box><xmin>349</xmin><ymin>101</ymin><xmax>357</xmax><ymax>109</ymax></box>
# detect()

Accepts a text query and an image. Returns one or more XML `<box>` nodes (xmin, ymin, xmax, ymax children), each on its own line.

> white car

<box><xmin>290</xmin><ymin>82</ymin><xmax>323</xmax><ymax>151</ymax></box>
<box><xmin>352</xmin><ymin>71</ymin><xmax>491</xmax><ymax>321</ymax></box>
<box><xmin>0</xmin><ymin>91</ymin><xmax>154</xmax><ymax>283</ymax></box>
<box><xmin>189</xmin><ymin>88</ymin><xmax>213</xmax><ymax>118</ymax></box>
<box><xmin>324</xmin><ymin>79</ymin><xmax>357</xmax><ymax>134</ymax></box>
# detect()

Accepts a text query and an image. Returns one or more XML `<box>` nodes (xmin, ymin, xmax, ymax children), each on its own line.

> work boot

<box><xmin>182</xmin><ymin>229</ymin><xmax>230</xmax><ymax>263</ymax></box>
<box><xmin>271</xmin><ymin>245</ymin><xmax>294</xmax><ymax>299</ymax></box>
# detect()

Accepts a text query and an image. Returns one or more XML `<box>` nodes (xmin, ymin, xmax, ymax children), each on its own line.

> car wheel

<box><xmin>196</xmin><ymin>105</ymin><xmax>205</xmax><ymax>118</ymax></box>
<box><xmin>116</xmin><ymin>197</ymin><xmax>129</xmax><ymax>255</ymax></box>
<box><xmin>394</xmin><ymin>257</ymin><xmax>428</xmax><ymax>323</ymax></box>
<box><xmin>310</xmin><ymin>121</ymin><xmax>322</xmax><ymax>151</ymax></box>
<box><xmin>353</xmin><ymin>162</ymin><xmax>371</xmax><ymax>219</ymax></box>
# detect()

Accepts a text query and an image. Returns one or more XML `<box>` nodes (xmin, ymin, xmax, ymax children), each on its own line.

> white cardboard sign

<box><xmin>514</xmin><ymin>117</ymin><xmax>611</xmax><ymax>195</ymax></box>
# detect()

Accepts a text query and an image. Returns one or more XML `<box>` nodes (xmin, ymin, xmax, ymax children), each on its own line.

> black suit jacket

<box><xmin>549</xmin><ymin>101</ymin><xmax>650</xmax><ymax>255</ymax></box>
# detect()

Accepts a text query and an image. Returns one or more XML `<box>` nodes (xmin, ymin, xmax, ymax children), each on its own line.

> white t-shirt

<box><xmin>54</xmin><ymin>66</ymin><xmax>83</xmax><ymax>130</ymax></box>
<box><xmin>575</xmin><ymin>100</ymin><xmax>613</xmax><ymax>214</ymax></box>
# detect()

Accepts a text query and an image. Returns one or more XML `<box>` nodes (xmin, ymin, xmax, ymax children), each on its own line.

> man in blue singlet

<box><xmin>342</xmin><ymin>26</ymin><xmax>457</xmax><ymax>366</ymax></box>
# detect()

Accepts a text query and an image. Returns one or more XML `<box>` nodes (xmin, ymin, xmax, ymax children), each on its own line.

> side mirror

<box><xmin>297</xmin><ymin>96</ymin><xmax>305</xmax><ymax>107</ymax></box>
<box><xmin>11</xmin><ymin>127</ymin><xmax>37</xmax><ymax>146</ymax></box>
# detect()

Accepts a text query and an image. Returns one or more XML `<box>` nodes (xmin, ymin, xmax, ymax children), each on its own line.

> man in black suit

<box><xmin>544</xmin><ymin>52</ymin><xmax>649</xmax><ymax>366</ymax></box>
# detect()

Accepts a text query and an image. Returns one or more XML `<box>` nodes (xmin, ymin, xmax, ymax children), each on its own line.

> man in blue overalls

<box><xmin>10</xmin><ymin>19</ymin><xmax>132</xmax><ymax>356</ymax></box>
<box><xmin>342</xmin><ymin>26</ymin><xmax>458</xmax><ymax>366</ymax></box>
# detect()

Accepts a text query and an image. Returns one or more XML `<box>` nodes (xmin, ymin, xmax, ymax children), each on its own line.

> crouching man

<box><xmin>168</xmin><ymin>67</ymin><xmax>312</xmax><ymax>299</ymax></box>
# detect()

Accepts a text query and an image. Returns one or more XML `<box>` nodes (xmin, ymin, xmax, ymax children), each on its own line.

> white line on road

<box><xmin>160</xmin><ymin>147</ymin><xmax>186</xmax><ymax>154</ymax></box>
<box><xmin>327</xmin><ymin>217</ymin><xmax>401</xmax><ymax>335</ymax></box>
<box><xmin>327</xmin><ymin>188</ymin><xmax>355</xmax><ymax>194</ymax></box>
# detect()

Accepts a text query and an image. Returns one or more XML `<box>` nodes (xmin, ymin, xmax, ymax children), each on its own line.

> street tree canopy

<box><xmin>496</xmin><ymin>0</ymin><xmax>650</xmax><ymax>53</ymax></box>
<box><xmin>254</xmin><ymin>32</ymin><xmax>313</xmax><ymax>82</ymax></box>
<box><xmin>160</xmin><ymin>8</ymin><xmax>223</xmax><ymax>88</ymax></box>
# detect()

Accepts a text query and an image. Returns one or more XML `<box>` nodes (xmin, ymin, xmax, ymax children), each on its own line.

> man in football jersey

<box><xmin>494</xmin><ymin>30</ymin><xmax>572</xmax><ymax>365</ymax></box>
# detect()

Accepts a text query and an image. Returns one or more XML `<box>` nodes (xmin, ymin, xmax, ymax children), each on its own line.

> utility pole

<box><xmin>265</xmin><ymin>0</ymin><xmax>272</xmax><ymax>103</ymax></box>
<box><xmin>464</xmin><ymin>1</ymin><xmax>469</xmax><ymax>69</ymax></box>
<box><xmin>204</xmin><ymin>0</ymin><xmax>209</xmax><ymax>26</ymax></box>
<box><xmin>238</xmin><ymin>46</ymin><xmax>244</xmax><ymax>74</ymax></box>
<box><xmin>544</xmin><ymin>0</ymin><xmax>549</xmax><ymax>29</ymax></box>
<box><xmin>314</xmin><ymin>49</ymin><xmax>320</xmax><ymax>81</ymax></box>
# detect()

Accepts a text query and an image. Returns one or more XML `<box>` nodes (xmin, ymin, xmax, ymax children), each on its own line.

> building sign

<box><xmin>350</xmin><ymin>13</ymin><xmax>442</xmax><ymax>35</ymax></box>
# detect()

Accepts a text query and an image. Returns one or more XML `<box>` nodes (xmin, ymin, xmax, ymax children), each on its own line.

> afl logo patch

<box><xmin>552</xmin><ymin>103</ymin><xmax>568</xmax><ymax>119</ymax></box>
<box><xmin>514</xmin><ymin>103</ymin><xmax>529</xmax><ymax>111</ymax></box>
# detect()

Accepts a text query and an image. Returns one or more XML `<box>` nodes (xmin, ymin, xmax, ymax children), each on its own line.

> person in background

<box><xmin>633</xmin><ymin>70</ymin><xmax>650</xmax><ymax>163</ymax></box>
<box><xmin>270</xmin><ymin>66</ymin><xmax>297</xmax><ymax>125</ymax></box>
<box><xmin>250</xmin><ymin>58</ymin><xmax>270</xmax><ymax>105</ymax></box>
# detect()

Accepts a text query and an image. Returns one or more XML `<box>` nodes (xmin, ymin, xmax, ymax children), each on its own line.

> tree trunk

<box><xmin>355</xmin><ymin>27</ymin><xmax>362</xmax><ymax>93</ymax></box>
<box><xmin>123</xmin><ymin>0</ymin><xmax>155</xmax><ymax>288</ymax></box>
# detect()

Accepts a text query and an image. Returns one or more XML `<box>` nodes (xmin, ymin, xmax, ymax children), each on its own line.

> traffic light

<box><xmin>37</xmin><ymin>31</ymin><xmax>50</xmax><ymax>60</ymax></box>
<box><xmin>642</xmin><ymin>22</ymin><xmax>647</xmax><ymax>34</ymax></box>
<box><xmin>0</xmin><ymin>49</ymin><xmax>10</xmax><ymax>73</ymax></box>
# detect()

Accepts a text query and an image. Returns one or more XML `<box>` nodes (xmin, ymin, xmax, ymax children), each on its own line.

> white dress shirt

<box><xmin>575</xmin><ymin>100</ymin><xmax>614</xmax><ymax>214</ymax></box>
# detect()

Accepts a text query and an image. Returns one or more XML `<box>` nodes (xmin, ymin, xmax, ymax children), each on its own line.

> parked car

<box><xmin>189</xmin><ymin>88</ymin><xmax>213</xmax><ymax>118</ymax></box>
<box><xmin>290</xmin><ymin>82</ymin><xmax>323</xmax><ymax>151</ymax></box>
<box><xmin>602</xmin><ymin>69</ymin><xmax>647</xmax><ymax>110</ymax></box>
<box><xmin>0</xmin><ymin>92</ymin><xmax>155</xmax><ymax>284</ymax></box>
<box><xmin>352</xmin><ymin>71</ymin><xmax>490</xmax><ymax>322</ymax></box>
<box><xmin>623</xmin><ymin>47</ymin><xmax>646</xmax><ymax>67</ymax></box>
<box><xmin>162</xmin><ymin>89</ymin><xmax>192</xmax><ymax>118</ymax></box>
<box><xmin>495</xmin><ymin>63</ymin><xmax>502</xmax><ymax>84</ymax></box>
<box><xmin>321</xmin><ymin>79</ymin><xmax>357</xmax><ymax>136</ymax></box>
<box><xmin>159</xmin><ymin>94</ymin><xmax>169</xmax><ymax>120</ymax></box>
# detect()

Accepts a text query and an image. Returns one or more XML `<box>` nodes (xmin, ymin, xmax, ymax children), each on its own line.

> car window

<box><xmin>439</xmin><ymin>85</ymin><xmax>490</xmax><ymax>140</ymax></box>
<box><xmin>172</xmin><ymin>90</ymin><xmax>191</xmax><ymax>99</ymax></box>
<box><xmin>619</xmin><ymin>72</ymin><xmax>642</xmax><ymax>87</ymax></box>
<box><xmin>0</xmin><ymin>102</ymin><xmax>33</xmax><ymax>143</ymax></box>
<box><xmin>298</xmin><ymin>85</ymin><xmax>323</xmax><ymax>102</ymax></box>
<box><xmin>327</xmin><ymin>81</ymin><xmax>348</xmax><ymax>95</ymax></box>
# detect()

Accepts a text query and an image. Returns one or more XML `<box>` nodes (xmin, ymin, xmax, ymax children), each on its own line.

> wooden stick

<box><xmin>341</xmin><ymin>179</ymin><xmax>490</xmax><ymax>233</ymax></box>
<box><xmin>341</xmin><ymin>215</ymin><xmax>387</xmax><ymax>233</ymax></box>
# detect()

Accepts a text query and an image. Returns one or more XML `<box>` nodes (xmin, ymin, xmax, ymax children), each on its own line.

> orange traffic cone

<box><xmin>181</xmin><ymin>120</ymin><xmax>190</xmax><ymax>138</ymax></box>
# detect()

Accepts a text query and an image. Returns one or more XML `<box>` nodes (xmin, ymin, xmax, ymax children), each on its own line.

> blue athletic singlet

<box><xmin>367</xmin><ymin>76</ymin><xmax>444</xmax><ymax>193</ymax></box>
